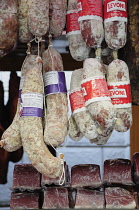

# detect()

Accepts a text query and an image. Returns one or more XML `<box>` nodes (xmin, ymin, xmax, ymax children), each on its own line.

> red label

<box><xmin>108</xmin><ymin>83</ymin><xmax>131</xmax><ymax>106</ymax></box>
<box><xmin>66</xmin><ymin>11</ymin><xmax>80</xmax><ymax>34</ymax></box>
<box><xmin>77</xmin><ymin>0</ymin><xmax>103</xmax><ymax>18</ymax></box>
<box><xmin>69</xmin><ymin>90</ymin><xmax>86</xmax><ymax>113</ymax></box>
<box><xmin>81</xmin><ymin>78</ymin><xmax>110</xmax><ymax>104</ymax></box>
<box><xmin>104</xmin><ymin>0</ymin><xmax>127</xmax><ymax>21</ymax></box>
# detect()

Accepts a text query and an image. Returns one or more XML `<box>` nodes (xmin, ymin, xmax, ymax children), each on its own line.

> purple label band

<box><xmin>44</xmin><ymin>72</ymin><xmax>67</xmax><ymax>95</ymax></box>
<box><xmin>20</xmin><ymin>107</ymin><xmax>43</xmax><ymax>117</ymax></box>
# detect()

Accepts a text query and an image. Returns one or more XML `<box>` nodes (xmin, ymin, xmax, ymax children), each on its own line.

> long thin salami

<box><xmin>20</xmin><ymin>60</ymin><xmax>63</xmax><ymax>178</ymax></box>
<box><xmin>43</xmin><ymin>44</ymin><xmax>68</xmax><ymax>147</ymax></box>
<box><xmin>0</xmin><ymin>55</ymin><xmax>39</xmax><ymax>152</ymax></box>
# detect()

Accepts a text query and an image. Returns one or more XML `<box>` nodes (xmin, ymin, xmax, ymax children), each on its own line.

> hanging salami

<box><xmin>77</xmin><ymin>0</ymin><xmax>104</xmax><ymax>48</ymax></box>
<box><xmin>0</xmin><ymin>0</ymin><xmax>18</xmax><ymax>57</ymax></box>
<box><xmin>17</xmin><ymin>0</ymin><xmax>32</xmax><ymax>43</ymax></box>
<box><xmin>69</xmin><ymin>68</ymin><xmax>98</xmax><ymax>139</ymax></box>
<box><xmin>104</xmin><ymin>0</ymin><xmax>128</xmax><ymax>50</ymax></box>
<box><xmin>107</xmin><ymin>59</ymin><xmax>132</xmax><ymax>132</ymax></box>
<box><xmin>20</xmin><ymin>59</ymin><xmax>63</xmax><ymax>178</ymax></box>
<box><xmin>28</xmin><ymin>0</ymin><xmax>49</xmax><ymax>37</ymax></box>
<box><xmin>81</xmin><ymin>58</ymin><xmax>116</xmax><ymax>129</ymax></box>
<box><xmin>49</xmin><ymin>0</ymin><xmax>67</xmax><ymax>37</ymax></box>
<box><xmin>66</xmin><ymin>0</ymin><xmax>90</xmax><ymax>61</ymax></box>
<box><xmin>43</xmin><ymin>42</ymin><xmax>68</xmax><ymax>147</ymax></box>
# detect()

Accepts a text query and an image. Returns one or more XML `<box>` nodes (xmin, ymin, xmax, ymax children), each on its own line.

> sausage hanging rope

<box><xmin>28</xmin><ymin>36</ymin><xmax>44</xmax><ymax>62</ymax></box>
<box><xmin>113</xmin><ymin>50</ymin><xmax>118</xmax><ymax>60</ymax></box>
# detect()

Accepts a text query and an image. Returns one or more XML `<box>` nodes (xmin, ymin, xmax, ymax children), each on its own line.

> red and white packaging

<box><xmin>104</xmin><ymin>0</ymin><xmax>128</xmax><ymax>50</ymax></box>
<box><xmin>81</xmin><ymin>75</ymin><xmax>111</xmax><ymax>106</ymax></box>
<box><xmin>108</xmin><ymin>81</ymin><xmax>131</xmax><ymax>108</ymax></box>
<box><xmin>77</xmin><ymin>0</ymin><xmax>104</xmax><ymax>48</ymax></box>
<box><xmin>69</xmin><ymin>88</ymin><xmax>86</xmax><ymax>115</ymax></box>
<box><xmin>82</xmin><ymin>58</ymin><xmax>115</xmax><ymax>129</ymax></box>
<box><xmin>69</xmin><ymin>68</ymin><xmax>98</xmax><ymax>139</ymax></box>
<box><xmin>66</xmin><ymin>0</ymin><xmax>90</xmax><ymax>61</ymax></box>
<box><xmin>78</xmin><ymin>0</ymin><xmax>103</xmax><ymax>22</ymax></box>
<box><xmin>104</xmin><ymin>0</ymin><xmax>127</xmax><ymax>23</ymax></box>
<box><xmin>66</xmin><ymin>10</ymin><xmax>80</xmax><ymax>36</ymax></box>
<box><xmin>107</xmin><ymin>59</ymin><xmax>132</xmax><ymax>132</ymax></box>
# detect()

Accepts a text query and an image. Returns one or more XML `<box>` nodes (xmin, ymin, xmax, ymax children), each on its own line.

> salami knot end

<box><xmin>0</xmin><ymin>140</ymin><xmax>5</xmax><ymax>148</ymax></box>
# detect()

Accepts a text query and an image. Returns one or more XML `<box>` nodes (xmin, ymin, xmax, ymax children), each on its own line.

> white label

<box><xmin>21</xmin><ymin>93</ymin><xmax>43</xmax><ymax>109</ymax></box>
<box><xmin>109</xmin><ymin>88</ymin><xmax>127</xmax><ymax>98</ymax></box>
<box><xmin>43</xmin><ymin>72</ymin><xmax>58</xmax><ymax>86</ymax></box>
<box><xmin>107</xmin><ymin>1</ymin><xmax>126</xmax><ymax>12</ymax></box>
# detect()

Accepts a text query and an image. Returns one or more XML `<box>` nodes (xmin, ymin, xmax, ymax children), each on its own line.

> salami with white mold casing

<box><xmin>43</xmin><ymin>46</ymin><xmax>68</xmax><ymax>147</ymax></box>
<box><xmin>0</xmin><ymin>55</ymin><xmax>39</xmax><ymax>152</ymax></box>
<box><xmin>104</xmin><ymin>0</ymin><xmax>128</xmax><ymax>50</ymax></box>
<box><xmin>77</xmin><ymin>0</ymin><xmax>104</xmax><ymax>48</ymax></box>
<box><xmin>17</xmin><ymin>0</ymin><xmax>32</xmax><ymax>43</ymax></box>
<box><xmin>107</xmin><ymin>59</ymin><xmax>132</xmax><ymax>132</ymax></box>
<box><xmin>28</xmin><ymin>0</ymin><xmax>49</xmax><ymax>37</ymax></box>
<box><xmin>20</xmin><ymin>61</ymin><xmax>63</xmax><ymax>178</ymax></box>
<box><xmin>0</xmin><ymin>0</ymin><xmax>18</xmax><ymax>55</ymax></box>
<box><xmin>81</xmin><ymin>58</ymin><xmax>116</xmax><ymax>129</ymax></box>
<box><xmin>90</xmin><ymin>126</ymin><xmax>113</xmax><ymax>145</ymax></box>
<box><xmin>49</xmin><ymin>0</ymin><xmax>67</xmax><ymax>37</ymax></box>
<box><xmin>68</xmin><ymin>115</ymin><xmax>83</xmax><ymax>141</ymax></box>
<box><xmin>66</xmin><ymin>0</ymin><xmax>90</xmax><ymax>61</ymax></box>
<box><xmin>70</xmin><ymin>68</ymin><xmax>98</xmax><ymax>139</ymax></box>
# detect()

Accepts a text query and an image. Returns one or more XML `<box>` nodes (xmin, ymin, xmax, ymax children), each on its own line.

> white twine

<box><xmin>113</xmin><ymin>50</ymin><xmax>118</xmax><ymax>60</ymax></box>
<box><xmin>95</xmin><ymin>47</ymin><xmax>102</xmax><ymax>59</ymax></box>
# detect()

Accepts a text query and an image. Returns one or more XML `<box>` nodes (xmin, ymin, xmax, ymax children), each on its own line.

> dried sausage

<box><xmin>81</xmin><ymin>58</ymin><xmax>116</xmax><ymax>129</ymax></box>
<box><xmin>77</xmin><ymin>0</ymin><xmax>104</xmax><ymax>48</ymax></box>
<box><xmin>70</xmin><ymin>68</ymin><xmax>98</xmax><ymax>139</ymax></box>
<box><xmin>43</xmin><ymin>45</ymin><xmax>68</xmax><ymax>147</ymax></box>
<box><xmin>20</xmin><ymin>60</ymin><xmax>63</xmax><ymax>178</ymax></box>
<box><xmin>49</xmin><ymin>0</ymin><xmax>67</xmax><ymax>37</ymax></box>
<box><xmin>104</xmin><ymin>0</ymin><xmax>128</xmax><ymax>50</ymax></box>
<box><xmin>107</xmin><ymin>59</ymin><xmax>132</xmax><ymax>132</ymax></box>
<box><xmin>28</xmin><ymin>0</ymin><xmax>49</xmax><ymax>36</ymax></box>
<box><xmin>66</xmin><ymin>0</ymin><xmax>90</xmax><ymax>61</ymax></box>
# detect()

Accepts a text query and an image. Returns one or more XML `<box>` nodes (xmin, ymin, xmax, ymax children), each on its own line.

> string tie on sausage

<box><xmin>113</xmin><ymin>50</ymin><xmax>118</xmax><ymax>60</ymax></box>
<box><xmin>0</xmin><ymin>140</ymin><xmax>4</xmax><ymax>148</ymax></box>
<box><xmin>95</xmin><ymin>47</ymin><xmax>102</xmax><ymax>59</ymax></box>
<box><xmin>48</xmin><ymin>34</ymin><xmax>53</xmax><ymax>47</ymax></box>
<box><xmin>58</xmin><ymin>153</ymin><xmax>66</xmax><ymax>186</ymax></box>
<box><xmin>35</xmin><ymin>36</ymin><xmax>44</xmax><ymax>63</ymax></box>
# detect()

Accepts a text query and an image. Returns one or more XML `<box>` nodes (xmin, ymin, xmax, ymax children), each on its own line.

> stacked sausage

<box><xmin>68</xmin><ymin>0</ymin><xmax>132</xmax><ymax>144</ymax></box>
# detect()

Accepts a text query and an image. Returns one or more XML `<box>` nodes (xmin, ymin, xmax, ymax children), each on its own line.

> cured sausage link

<box><xmin>20</xmin><ymin>61</ymin><xmax>63</xmax><ymax>178</ymax></box>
